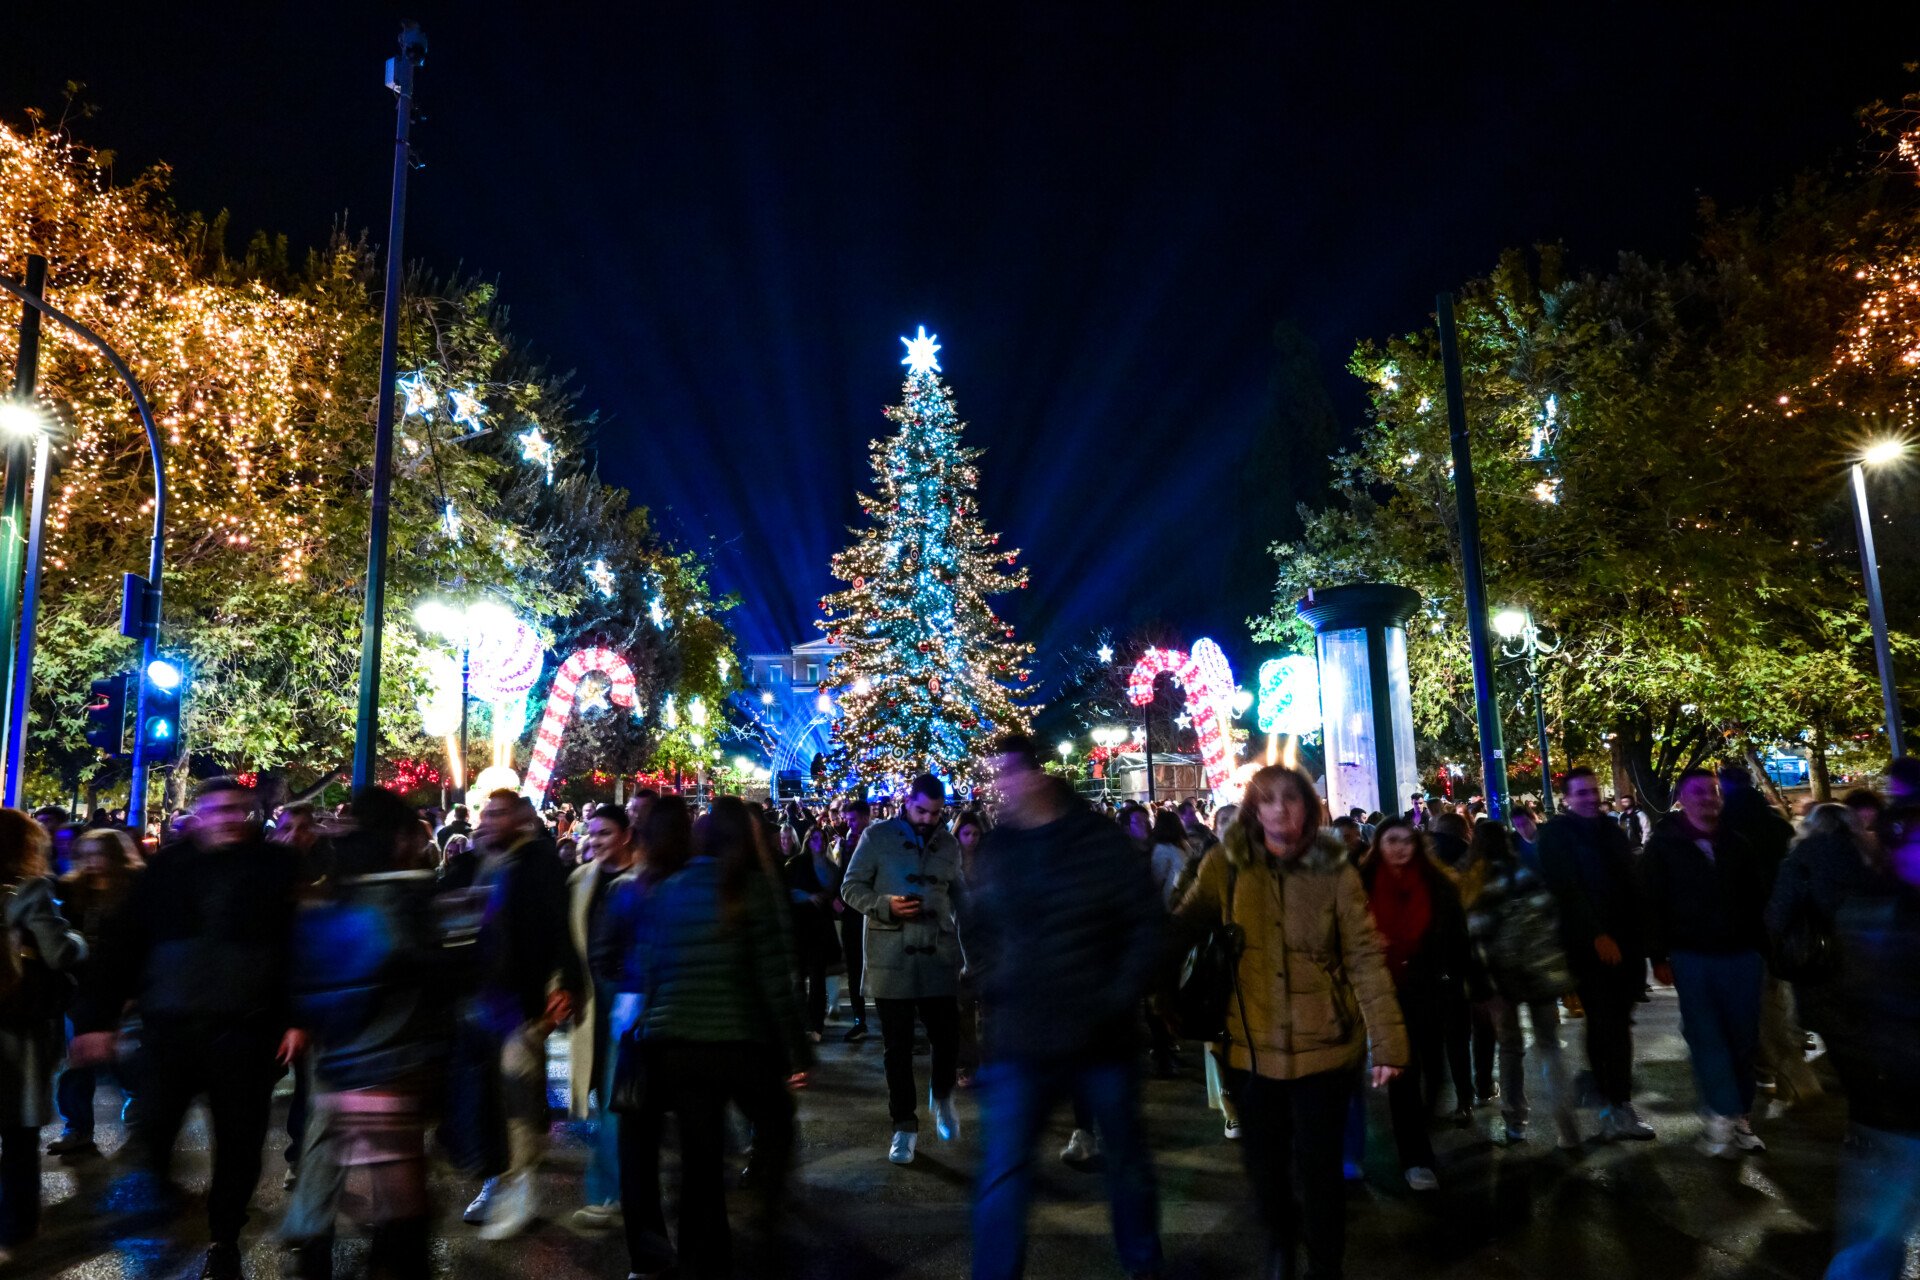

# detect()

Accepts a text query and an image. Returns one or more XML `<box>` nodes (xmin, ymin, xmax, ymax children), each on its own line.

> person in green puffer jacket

<box><xmin>614</xmin><ymin>795</ymin><xmax>813</xmax><ymax>1280</ymax></box>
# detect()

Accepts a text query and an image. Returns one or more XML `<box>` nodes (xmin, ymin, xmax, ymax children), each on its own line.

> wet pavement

<box><xmin>12</xmin><ymin>988</ymin><xmax>1875</xmax><ymax>1278</ymax></box>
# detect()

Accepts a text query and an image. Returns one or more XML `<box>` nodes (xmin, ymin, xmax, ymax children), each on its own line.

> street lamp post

<box><xmin>353</xmin><ymin>23</ymin><xmax>430</xmax><ymax>791</ymax></box>
<box><xmin>1854</xmin><ymin>441</ymin><xmax>1907</xmax><ymax>759</ymax></box>
<box><xmin>0</xmin><ymin>269</ymin><xmax>168</xmax><ymax>832</ymax></box>
<box><xmin>1494</xmin><ymin>607</ymin><xmax>1560</xmax><ymax>817</ymax></box>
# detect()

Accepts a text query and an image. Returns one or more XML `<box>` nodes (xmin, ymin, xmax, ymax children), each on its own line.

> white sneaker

<box><xmin>1555</xmin><ymin>1110</ymin><xmax>1583</xmax><ymax>1150</ymax></box>
<box><xmin>1405</xmin><ymin>1166</ymin><xmax>1440</xmax><ymax>1191</ymax></box>
<box><xmin>571</xmin><ymin>1201</ymin><xmax>622</xmax><ymax>1230</ymax></box>
<box><xmin>1602</xmin><ymin>1104</ymin><xmax>1656</xmax><ymax>1141</ymax></box>
<box><xmin>1732</xmin><ymin>1116</ymin><xmax>1766</xmax><ymax>1153</ymax></box>
<box><xmin>462</xmin><ymin>1177</ymin><xmax>498</xmax><ymax>1225</ymax></box>
<box><xmin>931</xmin><ymin>1090</ymin><xmax>960</xmax><ymax>1142</ymax></box>
<box><xmin>888</xmin><ymin>1130</ymin><xmax>917</xmax><ymax>1164</ymax></box>
<box><xmin>1223</xmin><ymin>1120</ymin><xmax>1244</xmax><ymax>1141</ymax></box>
<box><xmin>477</xmin><ymin>1171</ymin><xmax>537</xmax><ymax>1240</ymax></box>
<box><xmin>1697</xmin><ymin>1112</ymin><xmax>1734</xmax><ymax>1158</ymax></box>
<box><xmin>1060</xmin><ymin>1128</ymin><xmax>1097</xmax><ymax>1163</ymax></box>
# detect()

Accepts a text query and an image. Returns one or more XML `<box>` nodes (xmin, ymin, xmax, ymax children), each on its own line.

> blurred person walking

<box><xmin>833</xmin><ymin>800</ymin><xmax>874</xmax><ymax>1042</ymax></box>
<box><xmin>610</xmin><ymin>796</ymin><xmax>812</xmax><ymax>1279</ymax></box>
<box><xmin>965</xmin><ymin>735</ymin><xmax>1165</xmax><ymax>1280</ymax></box>
<box><xmin>0</xmin><ymin>808</ymin><xmax>86</xmax><ymax>1266</ymax></box>
<box><xmin>91</xmin><ymin>778</ymin><xmax>304</xmax><ymax>1280</ymax></box>
<box><xmin>1538</xmin><ymin>767</ymin><xmax>1656</xmax><ymax>1141</ymax></box>
<box><xmin>50</xmin><ymin>827</ymin><xmax>139</xmax><ymax>1160</ymax></box>
<box><xmin>569</xmin><ymin>804</ymin><xmax>642</xmax><ymax>1231</ymax></box>
<box><xmin>281</xmin><ymin>788</ymin><xmax>463</xmax><ymax>1280</ymax></box>
<box><xmin>1643</xmin><ymin>769</ymin><xmax>1772</xmax><ymax>1157</ymax></box>
<box><xmin>1168</xmin><ymin>766</ymin><xmax>1406</xmax><ymax>1280</ymax></box>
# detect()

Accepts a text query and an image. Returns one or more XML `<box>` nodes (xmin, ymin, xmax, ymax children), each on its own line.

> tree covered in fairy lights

<box><xmin>0</xmin><ymin>113</ymin><xmax>734</xmax><ymax>804</ymax></box>
<box><xmin>819</xmin><ymin>329</ymin><xmax>1034</xmax><ymax>788</ymax></box>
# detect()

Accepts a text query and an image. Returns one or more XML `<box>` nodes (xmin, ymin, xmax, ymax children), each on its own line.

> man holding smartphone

<box><xmin>841</xmin><ymin>775</ymin><xmax>966</xmax><ymax>1164</ymax></box>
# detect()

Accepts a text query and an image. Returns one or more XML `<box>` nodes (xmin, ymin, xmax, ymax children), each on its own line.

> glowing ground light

<box><xmin>901</xmin><ymin>326</ymin><xmax>942</xmax><ymax>375</ymax></box>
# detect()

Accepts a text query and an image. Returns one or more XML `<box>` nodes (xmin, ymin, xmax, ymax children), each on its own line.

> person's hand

<box><xmin>68</xmin><ymin>1031</ymin><xmax>117</xmax><ymax>1069</ymax></box>
<box><xmin>277</xmin><ymin>1029</ymin><xmax>309</xmax><ymax>1067</ymax></box>
<box><xmin>545</xmin><ymin>990</ymin><xmax>575</xmax><ymax>1027</ymax></box>
<box><xmin>888</xmin><ymin>895</ymin><xmax>924</xmax><ymax>920</ymax></box>
<box><xmin>1652</xmin><ymin>962</ymin><xmax>1675</xmax><ymax>988</ymax></box>
<box><xmin>787</xmin><ymin>1071</ymin><xmax>810</xmax><ymax>1090</ymax></box>
<box><xmin>1594</xmin><ymin>934</ymin><xmax>1623</xmax><ymax>966</ymax></box>
<box><xmin>1371</xmin><ymin>1065</ymin><xmax>1403</xmax><ymax>1087</ymax></box>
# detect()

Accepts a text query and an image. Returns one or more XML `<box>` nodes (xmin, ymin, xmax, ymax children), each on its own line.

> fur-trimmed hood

<box><xmin>1220</xmin><ymin>822</ymin><xmax>1350</xmax><ymax>875</ymax></box>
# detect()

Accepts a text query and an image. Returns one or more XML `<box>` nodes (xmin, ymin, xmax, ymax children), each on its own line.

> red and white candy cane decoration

<box><xmin>1128</xmin><ymin>639</ymin><xmax>1237</xmax><ymax>800</ymax></box>
<box><xmin>524</xmin><ymin>647</ymin><xmax>639</xmax><ymax>807</ymax></box>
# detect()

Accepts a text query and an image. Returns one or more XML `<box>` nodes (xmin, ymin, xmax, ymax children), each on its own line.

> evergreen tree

<box><xmin>819</xmin><ymin>329</ymin><xmax>1034</xmax><ymax>787</ymax></box>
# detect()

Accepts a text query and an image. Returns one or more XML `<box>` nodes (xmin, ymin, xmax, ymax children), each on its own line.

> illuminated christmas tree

<box><xmin>819</xmin><ymin>328</ymin><xmax>1034</xmax><ymax>787</ymax></box>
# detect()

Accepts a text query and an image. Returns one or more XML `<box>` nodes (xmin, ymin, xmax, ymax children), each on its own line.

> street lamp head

<box><xmin>1492</xmin><ymin>608</ymin><xmax>1529</xmax><ymax>640</ymax></box>
<box><xmin>0</xmin><ymin>401</ymin><xmax>47</xmax><ymax>439</ymax></box>
<box><xmin>413</xmin><ymin>600</ymin><xmax>462</xmax><ymax>639</ymax></box>
<box><xmin>1057</xmin><ymin>739</ymin><xmax>1074</xmax><ymax>758</ymax></box>
<box><xmin>1863</xmin><ymin>440</ymin><xmax>1907</xmax><ymax>467</ymax></box>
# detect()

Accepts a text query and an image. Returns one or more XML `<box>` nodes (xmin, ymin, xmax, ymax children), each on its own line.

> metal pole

<box><xmin>0</xmin><ymin>271</ymin><xmax>168</xmax><ymax>835</ymax></box>
<box><xmin>1144</xmin><ymin>712</ymin><xmax>1156</xmax><ymax>805</ymax></box>
<box><xmin>0</xmin><ymin>256</ymin><xmax>46</xmax><ymax>771</ymax></box>
<box><xmin>1529</xmin><ymin>646</ymin><xmax>1555</xmax><ymax>816</ymax></box>
<box><xmin>458</xmin><ymin>637</ymin><xmax>470</xmax><ymax>801</ymax></box>
<box><xmin>352</xmin><ymin>23</ymin><xmax>429</xmax><ymax>790</ymax></box>
<box><xmin>1437</xmin><ymin>293</ymin><xmax>1510</xmax><ymax>821</ymax></box>
<box><xmin>4</xmin><ymin>434</ymin><xmax>51</xmax><ymax>804</ymax></box>
<box><xmin>1852</xmin><ymin>462</ymin><xmax>1904</xmax><ymax>758</ymax></box>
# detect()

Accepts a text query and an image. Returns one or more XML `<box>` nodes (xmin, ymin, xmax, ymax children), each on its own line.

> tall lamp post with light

<box><xmin>1854</xmin><ymin>440</ymin><xmax>1907</xmax><ymax>759</ymax></box>
<box><xmin>1493</xmin><ymin>607</ymin><xmax>1560</xmax><ymax>816</ymax></box>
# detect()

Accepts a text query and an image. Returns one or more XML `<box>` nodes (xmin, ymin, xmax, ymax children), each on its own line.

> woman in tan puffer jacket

<box><xmin>1171</xmin><ymin>765</ymin><xmax>1408</xmax><ymax>1280</ymax></box>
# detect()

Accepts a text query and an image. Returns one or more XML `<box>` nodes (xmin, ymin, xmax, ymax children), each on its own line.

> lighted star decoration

<box><xmin>1097</xmin><ymin>644</ymin><xmax>1114</xmax><ymax>664</ymax></box>
<box><xmin>398</xmin><ymin>370</ymin><xmax>438</xmax><ymax>418</ymax></box>
<box><xmin>448</xmin><ymin>385</ymin><xmax>488</xmax><ymax>433</ymax></box>
<box><xmin>900</xmin><ymin>325</ymin><xmax>942</xmax><ymax>376</ymax></box>
<box><xmin>1174</xmin><ymin>713</ymin><xmax>1192</xmax><ymax>730</ymax></box>
<box><xmin>441</xmin><ymin>501</ymin><xmax>462</xmax><ymax>543</ymax></box>
<box><xmin>585</xmin><ymin>558</ymin><xmax>616</xmax><ymax>599</ymax></box>
<box><xmin>518</xmin><ymin>425</ymin><xmax>556</xmax><ymax>483</ymax></box>
<box><xmin>648</xmin><ymin>595</ymin><xmax>667</xmax><ymax>628</ymax></box>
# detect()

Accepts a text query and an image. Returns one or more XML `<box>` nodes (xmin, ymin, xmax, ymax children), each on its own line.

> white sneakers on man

<box><xmin>477</xmin><ymin>1170</ymin><xmax>537</xmax><ymax>1240</ymax></box>
<box><xmin>462</xmin><ymin>1178</ymin><xmax>498</xmax><ymax>1225</ymax></box>
<box><xmin>1404</xmin><ymin>1166</ymin><xmax>1440</xmax><ymax>1192</ymax></box>
<box><xmin>1732</xmin><ymin>1116</ymin><xmax>1766</xmax><ymax>1153</ymax></box>
<box><xmin>889</xmin><ymin>1130</ymin><xmax>917</xmax><ymax>1164</ymax></box>
<box><xmin>1698</xmin><ymin>1112</ymin><xmax>1735</xmax><ymax>1158</ymax></box>
<box><xmin>1060</xmin><ymin>1128</ymin><xmax>1098</xmax><ymax>1163</ymax></box>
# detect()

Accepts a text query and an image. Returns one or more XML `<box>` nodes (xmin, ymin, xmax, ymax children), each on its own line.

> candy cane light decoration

<box><xmin>1128</xmin><ymin>637</ymin><xmax>1239</xmax><ymax>802</ymax></box>
<box><xmin>523</xmin><ymin>647</ymin><xmax>639</xmax><ymax>807</ymax></box>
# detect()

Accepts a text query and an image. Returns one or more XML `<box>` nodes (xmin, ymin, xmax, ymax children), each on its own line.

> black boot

<box><xmin>201</xmin><ymin>1243</ymin><xmax>243</xmax><ymax>1280</ymax></box>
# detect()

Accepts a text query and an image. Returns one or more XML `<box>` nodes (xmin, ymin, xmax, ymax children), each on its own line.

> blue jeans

<box><xmin>585</xmin><ymin>1042</ymin><xmax>621</xmax><ymax>1206</ymax></box>
<box><xmin>1670</xmin><ymin>949</ymin><xmax>1764</xmax><ymax>1118</ymax></box>
<box><xmin>972</xmin><ymin>1055</ymin><xmax>1161</xmax><ymax>1280</ymax></box>
<box><xmin>1827</xmin><ymin>1123</ymin><xmax>1920</xmax><ymax>1279</ymax></box>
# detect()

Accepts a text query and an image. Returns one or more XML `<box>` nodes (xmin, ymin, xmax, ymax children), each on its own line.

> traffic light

<box><xmin>137</xmin><ymin>657</ymin><xmax>185</xmax><ymax>765</ymax></box>
<box><xmin>84</xmin><ymin>675</ymin><xmax>131</xmax><ymax>757</ymax></box>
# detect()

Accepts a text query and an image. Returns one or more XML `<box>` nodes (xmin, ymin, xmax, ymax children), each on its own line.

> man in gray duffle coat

<box><xmin>840</xmin><ymin>773</ymin><xmax>965</xmax><ymax>1165</ymax></box>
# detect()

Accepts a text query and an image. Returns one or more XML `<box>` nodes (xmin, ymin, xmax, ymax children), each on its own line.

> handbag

<box><xmin>1771</xmin><ymin>859</ymin><xmax>1836</xmax><ymax>983</ymax></box>
<box><xmin>1174</xmin><ymin>863</ymin><xmax>1242</xmax><ymax>1044</ymax></box>
<box><xmin>610</xmin><ymin>1026</ymin><xmax>648</xmax><ymax>1114</ymax></box>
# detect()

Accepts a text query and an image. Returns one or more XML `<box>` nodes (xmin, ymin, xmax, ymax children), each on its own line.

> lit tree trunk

<box><xmin>1809</xmin><ymin>721</ymin><xmax>1832</xmax><ymax>803</ymax></box>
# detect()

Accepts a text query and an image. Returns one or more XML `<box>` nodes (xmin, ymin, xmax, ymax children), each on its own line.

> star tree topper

<box><xmin>901</xmin><ymin>326</ymin><xmax>942</xmax><ymax>376</ymax></box>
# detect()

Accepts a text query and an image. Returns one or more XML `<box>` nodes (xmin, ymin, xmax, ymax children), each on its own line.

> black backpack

<box><xmin>1175</xmin><ymin>863</ymin><xmax>1242</xmax><ymax>1043</ymax></box>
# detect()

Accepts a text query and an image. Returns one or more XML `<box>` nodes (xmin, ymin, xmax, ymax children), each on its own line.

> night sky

<box><xmin>4</xmin><ymin>5</ymin><xmax>1909</xmax><ymax>677</ymax></box>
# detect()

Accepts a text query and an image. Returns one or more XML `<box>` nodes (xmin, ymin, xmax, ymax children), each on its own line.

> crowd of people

<box><xmin>0</xmin><ymin>745</ymin><xmax>1909</xmax><ymax>1279</ymax></box>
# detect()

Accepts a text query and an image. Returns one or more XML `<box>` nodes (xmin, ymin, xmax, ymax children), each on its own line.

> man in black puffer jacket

<box><xmin>92</xmin><ymin>777</ymin><xmax>303</xmax><ymax>1280</ymax></box>
<box><xmin>962</xmin><ymin>733</ymin><xmax>1163</xmax><ymax>1280</ymax></box>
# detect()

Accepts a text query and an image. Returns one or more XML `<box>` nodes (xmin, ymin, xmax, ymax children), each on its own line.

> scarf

<box><xmin>1369</xmin><ymin>858</ymin><xmax>1432</xmax><ymax>985</ymax></box>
